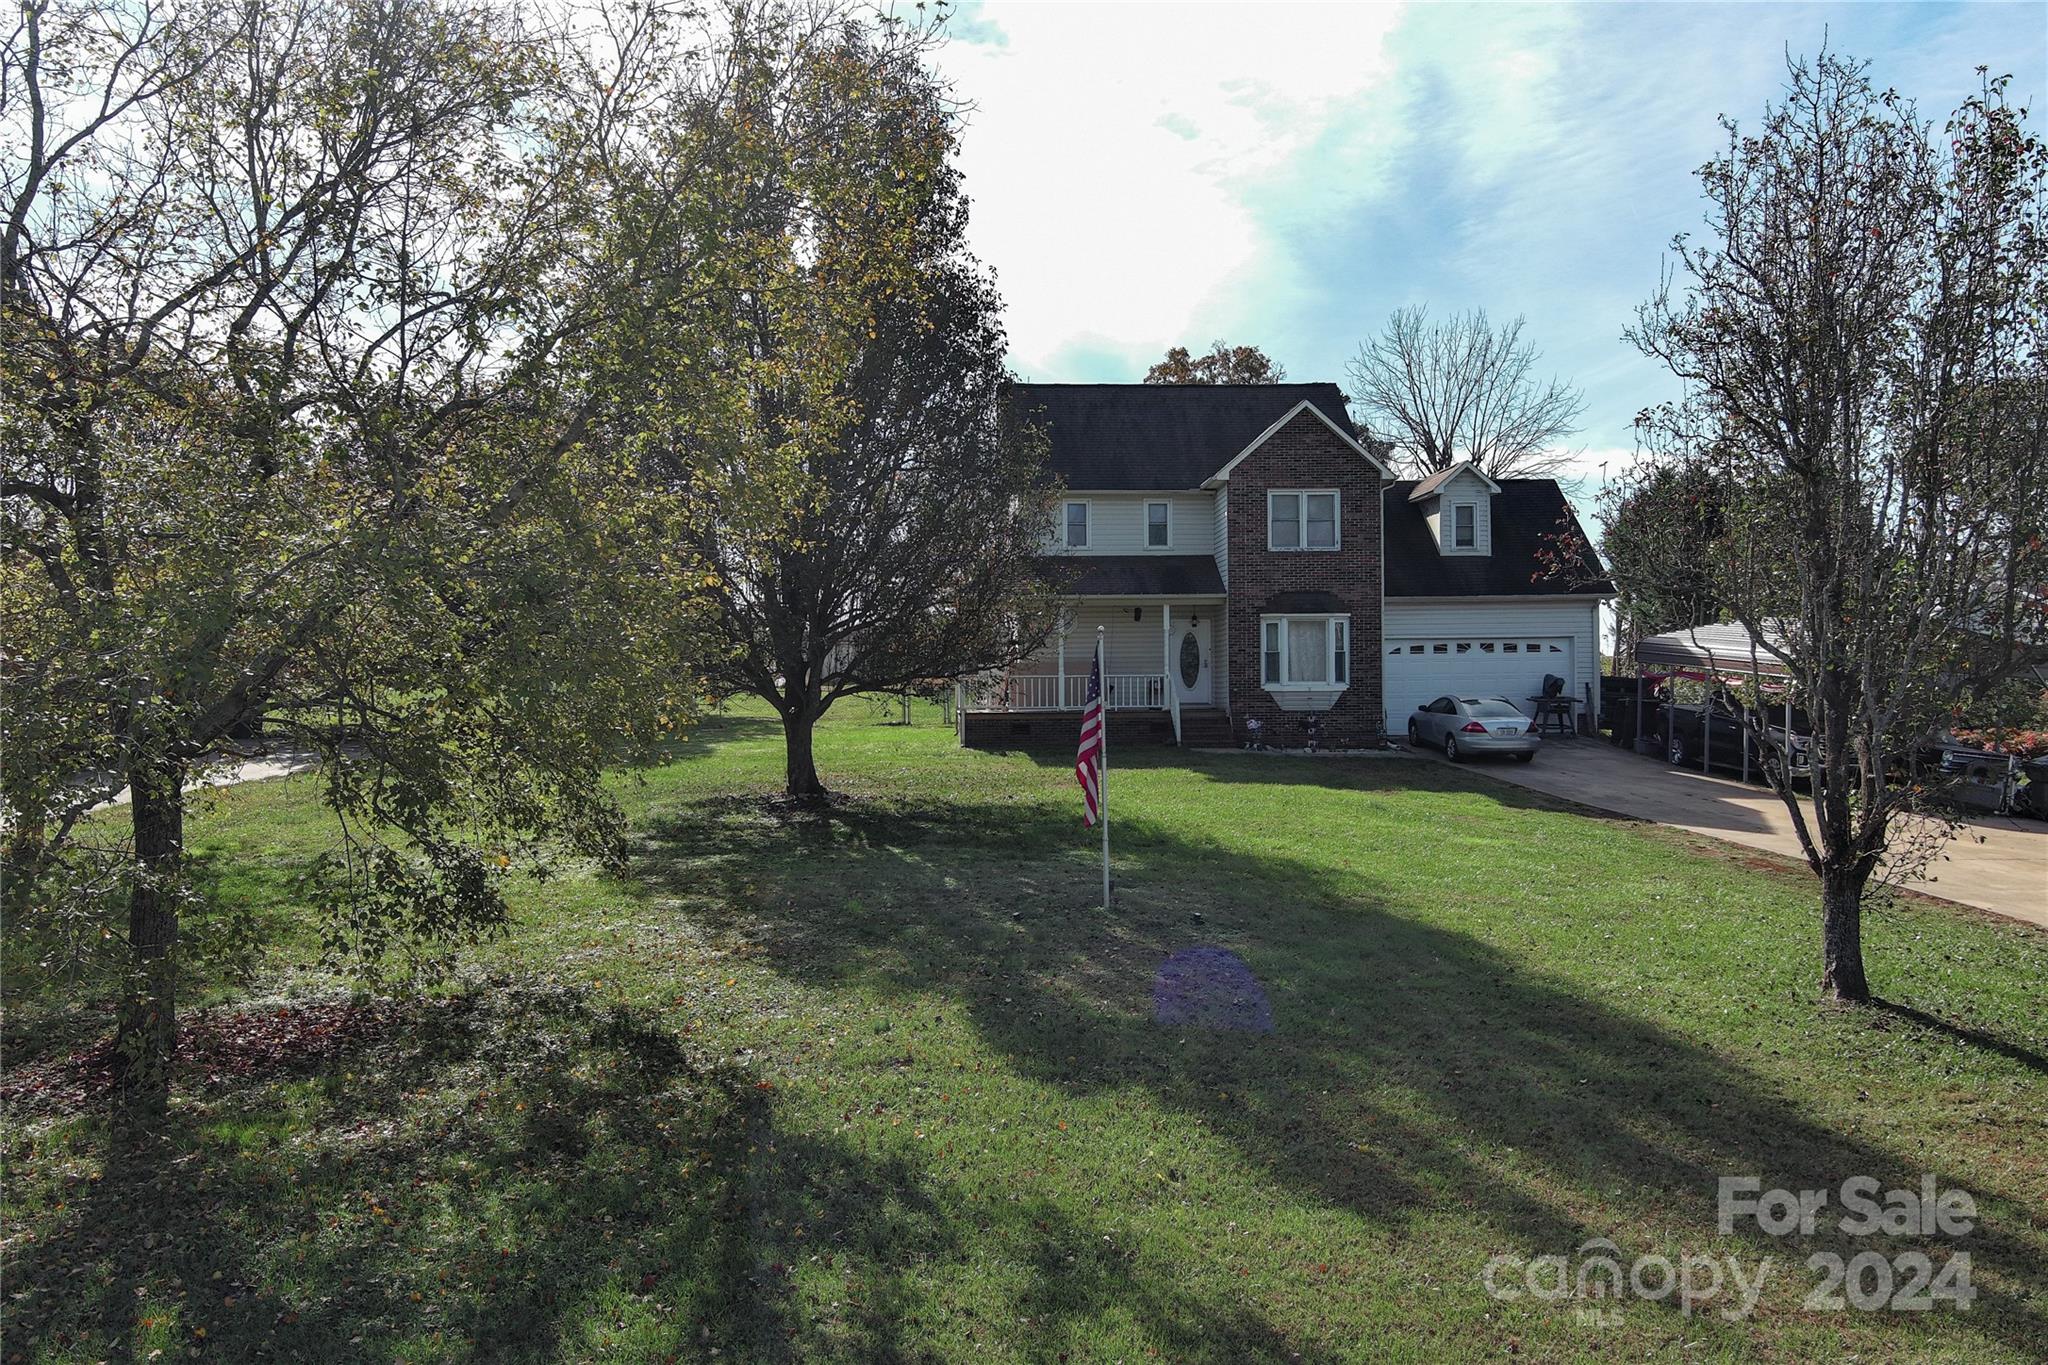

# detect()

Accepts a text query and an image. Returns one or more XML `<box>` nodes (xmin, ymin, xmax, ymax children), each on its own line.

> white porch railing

<box><xmin>1105</xmin><ymin>673</ymin><xmax>1167</xmax><ymax>710</ymax></box>
<box><xmin>967</xmin><ymin>672</ymin><xmax>1167</xmax><ymax>712</ymax></box>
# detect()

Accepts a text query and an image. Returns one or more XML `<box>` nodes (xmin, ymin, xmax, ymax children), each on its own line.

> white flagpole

<box><xmin>1097</xmin><ymin>626</ymin><xmax>1110</xmax><ymax>909</ymax></box>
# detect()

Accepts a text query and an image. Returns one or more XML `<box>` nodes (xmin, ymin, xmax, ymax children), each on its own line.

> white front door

<box><xmin>1174</xmin><ymin>619</ymin><xmax>1212</xmax><ymax>705</ymax></box>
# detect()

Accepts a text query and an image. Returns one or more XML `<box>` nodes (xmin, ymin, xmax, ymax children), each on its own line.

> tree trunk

<box><xmin>782</xmin><ymin>706</ymin><xmax>827</xmax><ymax>799</ymax></box>
<box><xmin>113</xmin><ymin>760</ymin><xmax>184</xmax><ymax>1129</ymax></box>
<box><xmin>1819</xmin><ymin>865</ymin><xmax>1871</xmax><ymax>1003</ymax></box>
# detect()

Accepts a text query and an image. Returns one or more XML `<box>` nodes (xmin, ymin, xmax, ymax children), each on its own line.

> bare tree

<box><xmin>1347</xmin><ymin>306</ymin><xmax>1586</xmax><ymax>478</ymax></box>
<box><xmin>1144</xmin><ymin>341</ymin><xmax>1286</xmax><ymax>385</ymax></box>
<box><xmin>1626</xmin><ymin>53</ymin><xmax>2048</xmax><ymax>1002</ymax></box>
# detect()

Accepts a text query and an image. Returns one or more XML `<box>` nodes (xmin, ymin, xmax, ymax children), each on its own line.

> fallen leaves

<box><xmin>0</xmin><ymin>1000</ymin><xmax>408</xmax><ymax>1116</ymax></box>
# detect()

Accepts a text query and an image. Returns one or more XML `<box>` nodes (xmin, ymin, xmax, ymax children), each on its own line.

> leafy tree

<box><xmin>1626</xmin><ymin>53</ymin><xmax>2048</xmax><ymax>1001</ymax></box>
<box><xmin>1346</xmin><ymin>306</ymin><xmax>1585</xmax><ymax>478</ymax></box>
<box><xmin>1596</xmin><ymin>457</ymin><xmax>1726</xmax><ymax>665</ymax></box>
<box><xmin>1</xmin><ymin>0</ymin><xmax>701</xmax><ymax>1125</ymax></box>
<box><xmin>1144</xmin><ymin>341</ymin><xmax>1287</xmax><ymax>385</ymax></box>
<box><xmin>592</xmin><ymin>2</ymin><xmax>1058</xmax><ymax>799</ymax></box>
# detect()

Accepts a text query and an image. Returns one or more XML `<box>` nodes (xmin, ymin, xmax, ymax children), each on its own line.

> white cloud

<box><xmin>933</xmin><ymin>0</ymin><xmax>2048</xmax><ymax>456</ymax></box>
<box><xmin>933</xmin><ymin>2</ymin><xmax>1406</xmax><ymax>379</ymax></box>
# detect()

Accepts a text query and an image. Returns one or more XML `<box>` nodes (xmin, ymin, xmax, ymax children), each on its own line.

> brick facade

<box><xmin>1224</xmin><ymin>411</ymin><xmax>1385</xmax><ymax>748</ymax></box>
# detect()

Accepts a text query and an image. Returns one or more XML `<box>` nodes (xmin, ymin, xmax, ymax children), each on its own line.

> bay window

<box><xmin>1260</xmin><ymin>614</ymin><xmax>1352</xmax><ymax>689</ymax></box>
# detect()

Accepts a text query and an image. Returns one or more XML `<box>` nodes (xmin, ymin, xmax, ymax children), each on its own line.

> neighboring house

<box><xmin>959</xmin><ymin>383</ymin><xmax>1611</xmax><ymax>749</ymax></box>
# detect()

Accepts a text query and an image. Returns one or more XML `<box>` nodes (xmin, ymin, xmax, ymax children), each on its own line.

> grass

<box><xmin>3</xmin><ymin>699</ymin><xmax>2045</xmax><ymax>1362</ymax></box>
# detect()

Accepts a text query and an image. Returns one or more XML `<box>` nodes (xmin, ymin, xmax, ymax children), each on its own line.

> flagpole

<box><xmin>1097</xmin><ymin>627</ymin><xmax>1109</xmax><ymax>909</ymax></box>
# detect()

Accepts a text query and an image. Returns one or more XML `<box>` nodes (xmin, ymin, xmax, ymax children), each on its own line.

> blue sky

<box><xmin>933</xmin><ymin>1</ymin><xmax>2047</xmax><ymax>505</ymax></box>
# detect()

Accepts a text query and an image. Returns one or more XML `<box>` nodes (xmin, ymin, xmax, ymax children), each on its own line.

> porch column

<box><xmin>1163</xmin><ymin>601</ymin><xmax>1180</xmax><ymax>742</ymax></box>
<box><xmin>1171</xmin><ymin>601</ymin><xmax>1187</xmax><ymax>740</ymax></box>
<box><xmin>1057</xmin><ymin>632</ymin><xmax>1066</xmax><ymax>710</ymax></box>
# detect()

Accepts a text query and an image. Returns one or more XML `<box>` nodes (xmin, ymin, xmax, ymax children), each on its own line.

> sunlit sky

<box><xmin>933</xmin><ymin>1</ymin><xmax>2047</xmax><ymax>510</ymax></box>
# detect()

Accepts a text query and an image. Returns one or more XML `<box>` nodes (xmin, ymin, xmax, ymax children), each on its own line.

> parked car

<box><xmin>1408</xmin><ymin>696</ymin><xmax>1541</xmax><ymax>763</ymax></box>
<box><xmin>1664</xmin><ymin>695</ymin><xmax>1814</xmax><ymax>780</ymax></box>
<box><xmin>1912</xmin><ymin>738</ymin><xmax>2022</xmax><ymax>815</ymax></box>
<box><xmin>2022</xmin><ymin>758</ymin><xmax>2048</xmax><ymax>821</ymax></box>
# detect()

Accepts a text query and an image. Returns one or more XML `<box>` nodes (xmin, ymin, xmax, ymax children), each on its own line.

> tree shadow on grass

<box><xmin>3</xmin><ymin>982</ymin><xmax>1319</xmax><ymax>1364</ymax></box>
<box><xmin>714</xmin><ymin>1098</ymin><xmax>1330</xmax><ymax>1362</ymax></box>
<box><xmin>632</xmin><ymin>779</ymin><xmax>2048</xmax><ymax>1358</ymax></box>
<box><xmin>1869</xmin><ymin>998</ymin><xmax>2048</xmax><ymax>1078</ymax></box>
<box><xmin>4</xmin><ymin>988</ymin><xmax>728</xmax><ymax>1362</ymax></box>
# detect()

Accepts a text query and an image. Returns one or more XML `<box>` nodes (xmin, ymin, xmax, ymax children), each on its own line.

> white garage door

<box><xmin>1383</xmin><ymin>637</ymin><xmax>1574</xmax><ymax>727</ymax></box>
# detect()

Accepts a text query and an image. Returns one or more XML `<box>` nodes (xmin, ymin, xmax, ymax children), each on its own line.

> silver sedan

<box><xmin>1407</xmin><ymin>696</ymin><xmax>1542</xmax><ymax>763</ymax></box>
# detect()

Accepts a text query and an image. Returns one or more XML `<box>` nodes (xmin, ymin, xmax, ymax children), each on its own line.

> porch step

<box><xmin>1176</xmin><ymin>707</ymin><xmax>1236</xmax><ymax>748</ymax></box>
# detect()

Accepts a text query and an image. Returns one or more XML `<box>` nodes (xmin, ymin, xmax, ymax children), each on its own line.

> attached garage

<box><xmin>1379</xmin><ymin>474</ymin><xmax>1613</xmax><ymax>737</ymax></box>
<box><xmin>1383</xmin><ymin>635</ymin><xmax>1575</xmax><ymax>727</ymax></box>
<box><xmin>1380</xmin><ymin>598</ymin><xmax>1603</xmax><ymax>732</ymax></box>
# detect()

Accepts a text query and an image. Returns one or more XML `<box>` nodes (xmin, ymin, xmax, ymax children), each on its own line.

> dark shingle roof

<box><xmin>1011</xmin><ymin>383</ymin><xmax>1358</xmax><ymax>490</ymax></box>
<box><xmin>1384</xmin><ymin>480</ymin><xmax>1614</xmax><ymax>597</ymax></box>
<box><xmin>1039</xmin><ymin>555</ymin><xmax>1226</xmax><ymax>597</ymax></box>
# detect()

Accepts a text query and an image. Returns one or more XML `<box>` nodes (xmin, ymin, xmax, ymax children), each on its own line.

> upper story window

<box><xmin>1062</xmin><ymin>500</ymin><xmax>1089</xmax><ymax>548</ymax></box>
<box><xmin>1452</xmin><ymin>503</ymin><xmax>1476</xmax><ymax>549</ymax></box>
<box><xmin>1269</xmin><ymin>489</ymin><xmax>1339</xmax><ymax>551</ymax></box>
<box><xmin>1145</xmin><ymin>500</ymin><xmax>1170</xmax><ymax>549</ymax></box>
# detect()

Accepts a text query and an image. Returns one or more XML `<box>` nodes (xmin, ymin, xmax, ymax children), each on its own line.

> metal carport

<box><xmin>1631</xmin><ymin>623</ymin><xmax>1796</xmax><ymax>781</ymax></box>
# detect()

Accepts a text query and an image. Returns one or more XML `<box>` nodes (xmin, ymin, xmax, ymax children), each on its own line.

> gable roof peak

<box><xmin>1009</xmin><ymin>381</ymin><xmax>1364</xmax><ymax>491</ymax></box>
<box><xmin>1204</xmin><ymin>398</ymin><xmax>1396</xmax><ymax>486</ymax></box>
<box><xmin>1407</xmin><ymin>461</ymin><xmax>1504</xmax><ymax>502</ymax></box>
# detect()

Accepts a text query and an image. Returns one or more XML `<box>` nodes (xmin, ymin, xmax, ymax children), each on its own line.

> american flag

<box><xmin>1075</xmin><ymin>647</ymin><xmax>1104</xmax><ymax>826</ymax></box>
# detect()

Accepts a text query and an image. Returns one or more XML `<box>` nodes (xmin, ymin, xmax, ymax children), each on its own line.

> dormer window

<box><xmin>1063</xmin><ymin>500</ymin><xmax>1089</xmax><ymax>548</ymax></box>
<box><xmin>1408</xmin><ymin>463</ymin><xmax>1499</xmax><ymax>555</ymax></box>
<box><xmin>1452</xmin><ymin>503</ymin><xmax>1476</xmax><ymax>549</ymax></box>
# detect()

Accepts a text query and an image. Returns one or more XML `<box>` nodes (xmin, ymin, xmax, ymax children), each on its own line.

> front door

<box><xmin>1174</xmin><ymin>619</ymin><xmax>1212</xmax><ymax>705</ymax></box>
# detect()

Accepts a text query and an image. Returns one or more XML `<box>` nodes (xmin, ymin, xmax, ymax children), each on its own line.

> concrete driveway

<box><xmin>1427</xmin><ymin>736</ymin><xmax>2047</xmax><ymax>929</ymax></box>
<box><xmin>94</xmin><ymin>746</ymin><xmax>322</xmax><ymax>812</ymax></box>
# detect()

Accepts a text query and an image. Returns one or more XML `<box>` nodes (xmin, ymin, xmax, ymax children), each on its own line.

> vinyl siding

<box><xmin>1045</xmin><ymin>493</ymin><xmax>1215</xmax><ymax>556</ymax></box>
<box><xmin>1213</xmin><ymin>492</ymin><xmax>1229</xmax><ymax>587</ymax></box>
<box><xmin>1420</xmin><ymin>470</ymin><xmax>1493</xmax><ymax>556</ymax></box>
<box><xmin>1014</xmin><ymin>602</ymin><xmax>1188</xmax><ymax>679</ymax></box>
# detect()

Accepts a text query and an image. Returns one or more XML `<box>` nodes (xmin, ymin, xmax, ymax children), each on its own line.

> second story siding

<box><xmin>1045</xmin><ymin>491</ymin><xmax>1216</xmax><ymax>556</ymax></box>
<box><xmin>1213</xmin><ymin>492</ymin><xmax>1229</xmax><ymax>587</ymax></box>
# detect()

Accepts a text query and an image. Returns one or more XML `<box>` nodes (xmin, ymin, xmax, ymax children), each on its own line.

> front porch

<box><xmin>958</xmin><ymin>597</ymin><xmax>1227</xmax><ymax>746</ymax></box>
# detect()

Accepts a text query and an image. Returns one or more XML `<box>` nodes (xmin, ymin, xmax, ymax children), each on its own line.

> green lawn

<box><xmin>4</xmin><ymin>701</ymin><xmax>2045</xmax><ymax>1362</ymax></box>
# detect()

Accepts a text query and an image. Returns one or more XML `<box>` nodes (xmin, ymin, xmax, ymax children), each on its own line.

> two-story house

<box><xmin>958</xmin><ymin>383</ymin><xmax>1611</xmax><ymax>749</ymax></box>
